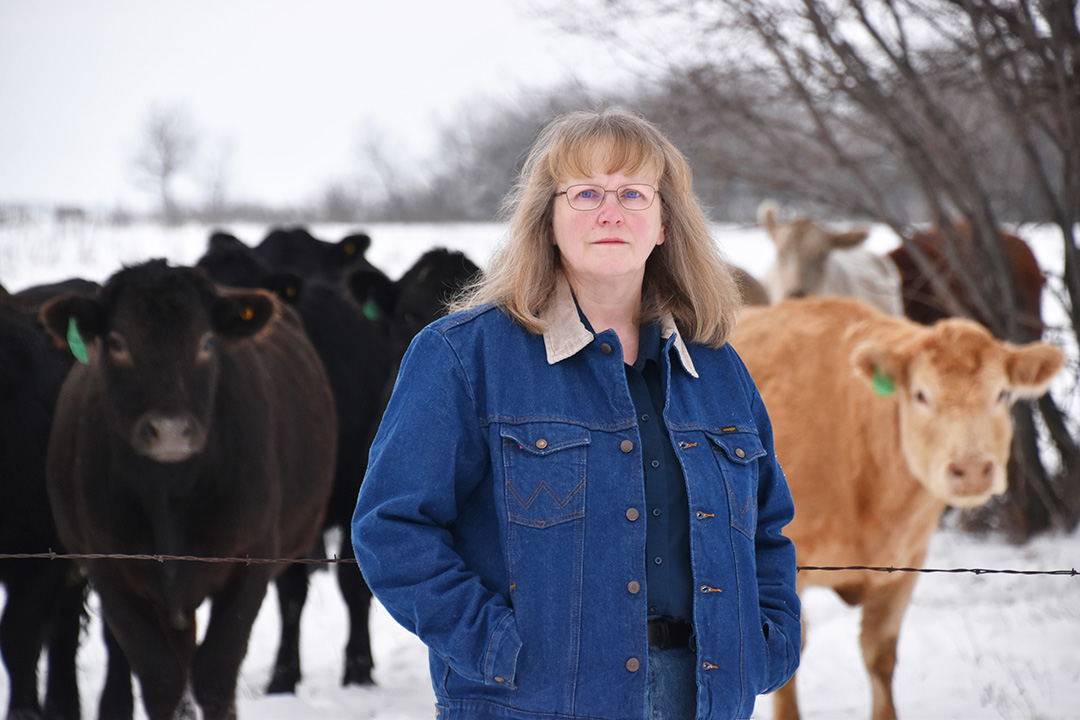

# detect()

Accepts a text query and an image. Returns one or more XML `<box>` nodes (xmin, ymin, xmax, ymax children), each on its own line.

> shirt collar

<box><xmin>539</xmin><ymin>272</ymin><xmax>699</xmax><ymax>378</ymax></box>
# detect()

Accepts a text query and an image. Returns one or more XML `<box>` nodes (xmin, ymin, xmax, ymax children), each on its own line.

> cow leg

<box><xmin>266</xmin><ymin>561</ymin><xmax>309</xmax><ymax>694</ymax></box>
<box><xmin>1</xmin><ymin>576</ymin><xmax>47</xmax><ymax>719</ymax></box>
<box><xmin>42</xmin><ymin>575</ymin><xmax>87</xmax><ymax>720</ymax></box>
<box><xmin>337</xmin><ymin>540</ymin><xmax>374</xmax><ymax>685</ymax></box>
<box><xmin>859</xmin><ymin>574</ymin><xmax>919</xmax><ymax>720</ymax></box>
<box><xmin>92</xmin><ymin>573</ymin><xmax>195</xmax><ymax>720</ymax></box>
<box><xmin>192</xmin><ymin>565</ymin><xmax>272</xmax><ymax>720</ymax></box>
<box><xmin>98</xmin><ymin>622</ymin><xmax>134</xmax><ymax>720</ymax></box>
<box><xmin>1</xmin><ymin>560</ymin><xmax>78</xmax><ymax>720</ymax></box>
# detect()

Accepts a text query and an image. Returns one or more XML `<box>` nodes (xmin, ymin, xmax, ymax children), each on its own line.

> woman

<box><xmin>352</xmin><ymin>108</ymin><xmax>800</xmax><ymax>719</ymax></box>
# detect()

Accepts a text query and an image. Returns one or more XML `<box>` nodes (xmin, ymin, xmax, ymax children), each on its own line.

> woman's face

<box><xmin>551</xmin><ymin>163</ymin><xmax>664</xmax><ymax>293</ymax></box>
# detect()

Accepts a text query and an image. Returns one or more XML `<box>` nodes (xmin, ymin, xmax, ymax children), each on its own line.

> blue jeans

<box><xmin>646</xmin><ymin>645</ymin><xmax>697</xmax><ymax>719</ymax></box>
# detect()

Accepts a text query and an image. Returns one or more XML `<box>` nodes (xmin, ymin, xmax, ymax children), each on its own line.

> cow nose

<box><xmin>134</xmin><ymin>415</ymin><xmax>201</xmax><ymax>463</ymax></box>
<box><xmin>947</xmin><ymin>457</ymin><xmax>995</xmax><ymax>496</ymax></box>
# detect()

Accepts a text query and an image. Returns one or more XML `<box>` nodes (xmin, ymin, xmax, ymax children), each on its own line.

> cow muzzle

<box><xmin>131</xmin><ymin>413</ymin><xmax>205</xmax><ymax>463</ymax></box>
<box><xmin>945</xmin><ymin>455</ymin><xmax>1002</xmax><ymax>505</ymax></box>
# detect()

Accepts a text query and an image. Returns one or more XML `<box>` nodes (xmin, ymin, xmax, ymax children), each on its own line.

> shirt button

<box><xmin>535</xmin><ymin>438</ymin><xmax>548</xmax><ymax>450</ymax></box>
<box><xmin>621</xmin><ymin>440</ymin><xmax>634</xmax><ymax>453</ymax></box>
<box><xmin>626</xmin><ymin>508</ymin><xmax>640</xmax><ymax>521</ymax></box>
<box><xmin>735</xmin><ymin>447</ymin><xmax>746</xmax><ymax>458</ymax></box>
<box><xmin>600</xmin><ymin>343</ymin><xmax>613</xmax><ymax>355</ymax></box>
<box><xmin>628</xmin><ymin>581</ymin><xmax>641</xmax><ymax>594</ymax></box>
<box><xmin>652</xmin><ymin>508</ymin><xmax>661</xmax><ymax>517</ymax></box>
<box><xmin>626</xmin><ymin>658</ymin><xmax>640</xmax><ymax>672</ymax></box>
<box><xmin>650</xmin><ymin>459</ymin><xmax>660</xmax><ymax>468</ymax></box>
<box><xmin>641</xmin><ymin>413</ymin><xmax>649</xmax><ymax>422</ymax></box>
<box><xmin>654</xmin><ymin>557</ymin><xmax>663</xmax><ymax>565</ymax></box>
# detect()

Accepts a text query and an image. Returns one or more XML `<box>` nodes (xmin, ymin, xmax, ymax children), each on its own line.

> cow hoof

<box><xmin>343</xmin><ymin>659</ymin><xmax>374</xmax><ymax>686</ymax></box>
<box><xmin>265</xmin><ymin>671</ymin><xmax>299</xmax><ymax>695</ymax></box>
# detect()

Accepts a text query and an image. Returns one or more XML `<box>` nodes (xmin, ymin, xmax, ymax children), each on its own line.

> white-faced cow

<box><xmin>730</xmin><ymin>296</ymin><xmax>1064</xmax><ymax>720</ymax></box>
<box><xmin>759</xmin><ymin>200</ymin><xmax>905</xmax><ymax>316</ymax></box>
<box><xmin>39</xmin><ymin>260</ymin><xmax>337</xmax><ymax>720</ymax></box>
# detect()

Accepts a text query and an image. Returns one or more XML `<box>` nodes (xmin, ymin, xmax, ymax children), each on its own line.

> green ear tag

<box><xmin>362</xmin><ymin>299</ymin><xmax>381</xmax><ymax>321</ymax></box>
<box><xmin>67</xmin><ymin>317</ymin><xmax>90</xmax><ymax>364</ymax></box>
<box><xmin>872</xmin><ymin>365</ymin><xmax>896</xmax><ymax>397</ymax></box>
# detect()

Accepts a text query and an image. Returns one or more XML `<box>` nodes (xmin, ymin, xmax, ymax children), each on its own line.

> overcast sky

<box><xmin>0</xmin><ymin>1</ymin><xmax>630</xmax><ymax>211</ymax></box>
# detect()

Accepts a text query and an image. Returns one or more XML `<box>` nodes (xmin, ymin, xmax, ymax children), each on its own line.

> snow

<box><xmin>2</xmin><ymin>218</ymin><xmax>1079</xmax><ymax>719</ymax></box>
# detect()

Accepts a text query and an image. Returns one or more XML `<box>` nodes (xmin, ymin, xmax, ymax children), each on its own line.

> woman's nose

<box><xmin>596</xmin><ymin>192</ymin><xmax>624</xmax><ymax>223</ymax></box>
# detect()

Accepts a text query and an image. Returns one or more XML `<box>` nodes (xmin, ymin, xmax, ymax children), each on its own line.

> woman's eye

<box><xmin>622</xmin><ymin>189</ymin><xmax>642</xmax><ymax>200</ymax></box>
<box><xmin>575</xmin><ymin>188</ymin><xmax>599</xmax><ymax>200</ymax></box>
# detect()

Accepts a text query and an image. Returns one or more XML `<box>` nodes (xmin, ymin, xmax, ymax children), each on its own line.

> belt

<box><xmin>647</xmin><ymin>618</ymin><xmax>695</xmax><ymax>650</ymax></box>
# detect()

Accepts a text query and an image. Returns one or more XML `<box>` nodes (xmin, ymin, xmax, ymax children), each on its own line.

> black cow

<box><xmin>197</xmin><ymin>232</ymin><xmax>395</xmax><ymax>691</ymax></box>
<box><xmin>0</xmin><ymin>293</ymin><xmax>84</xmax><ymax>720</ymax></box>
<box><xmin>39</xmin><ymin>260</ymin><xmax>337</xmax><ymax>720</ymax></box>
<box><xmin>254</xmin><ymin>226</ymin><xmax>373</xmax><ymax>281</ymax></box>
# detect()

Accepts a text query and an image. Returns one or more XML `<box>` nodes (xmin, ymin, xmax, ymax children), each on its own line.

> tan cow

<box><xmin>759</xmin><ymin>200</ymin><xmax>905</xmax><ymax>316</ymax></box>
<box><xmin>731</xmin><ymin>296</ymin><xmax>1064</xmax><ymax>720</ymax></box>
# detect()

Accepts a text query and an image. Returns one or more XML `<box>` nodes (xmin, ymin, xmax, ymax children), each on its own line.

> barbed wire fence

<box><xmin>0</xmin><ymin>551</ymin><xmax>1076</xmax><ymax>577</ymax></box>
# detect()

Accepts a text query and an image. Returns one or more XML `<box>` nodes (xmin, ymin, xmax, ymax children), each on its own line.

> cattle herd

<box><xmin>0</xmin><ymin>215</ymin><xmax>1066</xmax><ymax>720</ymax></box>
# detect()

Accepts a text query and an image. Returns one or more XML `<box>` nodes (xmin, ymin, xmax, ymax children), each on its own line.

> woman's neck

<box><xmin>567</xmin><ymin>274</ymin><xmax>643</xmax><ymax>364</ymax></box>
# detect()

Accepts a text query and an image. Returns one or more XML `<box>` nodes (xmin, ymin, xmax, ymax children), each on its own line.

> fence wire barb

<box><xmin>0</xmin><ymin>552</ymin><xmax>1076</xmax><ymax>577</ymax></box>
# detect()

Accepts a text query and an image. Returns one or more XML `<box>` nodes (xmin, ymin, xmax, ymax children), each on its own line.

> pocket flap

<box><xmin>705</xmin><ymin>430</ymin><xmax>766</xmax><ymax>464</ymax></box>
<box><xmin>500</xmin><ymin>422</ymin><xmax>591</xmax><ymax>456</ymax></box>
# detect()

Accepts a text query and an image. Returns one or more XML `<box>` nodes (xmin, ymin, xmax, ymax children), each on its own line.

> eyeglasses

<box><xmin>554</xmin><ymin>184</ymin><xmax>659</xmax><ymax>212</ymax></box>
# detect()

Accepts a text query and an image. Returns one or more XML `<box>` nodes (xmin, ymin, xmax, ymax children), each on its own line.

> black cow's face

<box><xmin>40</xmin><ymin>261</ymin><xmax>277</xmax><ymax>464</ymax></box>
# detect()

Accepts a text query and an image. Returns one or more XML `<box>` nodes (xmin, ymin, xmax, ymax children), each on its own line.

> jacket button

<box><xmin>600</xmin><ymin>343</ymin><xmax>613</xmax><ymax>354</ymax></box>
<box><xmin>735</xmin><ymin>447</ymin><xmax>746</xmax><ymax>458</ymax></box>
<box><xmin>620</xmin><ymin>440</ymin><xmax>634</xmax><ymax>453</ymax></box>
<box><xmin>626</xmin><ymin>658</ymin><xmax>640</xmax><ymax>672</ymax></box>
<box><xmin>494</xmin><ymin>676</ymin><xmax>505</xmax><ymax>683</ymax></box>
<box><xmin>628</xmin><ymin>581</ymin><xmax>641</xmax><ymax>594</ymax></box>
<box><xmin>535</xmin><ymin>438</ymin><xmax>548</xmax><ymax>450</ymax></box>
<box><xmin>626</xmin><ymin>508</ymin><xmax>639</xmax><ymax>521</ymax></box>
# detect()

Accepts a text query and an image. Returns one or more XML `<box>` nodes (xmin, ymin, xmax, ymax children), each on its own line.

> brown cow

<box><xmin>759</xmin><ymin>200</ymin><xmax>905</xmax><ymax>316</ymax></box>
<box><xmin>731</xmin><ymin>297</ymin><xmax>1064</xmax><ymax>720</ymax></box>
<box><xmin>889</xmin><ymin>223</ymin><xmax>1045</xmax><ymax>342</ymax></box>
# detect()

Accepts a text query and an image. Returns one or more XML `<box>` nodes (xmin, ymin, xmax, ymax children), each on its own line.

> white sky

<box><xmin>0</xmin><ymin>0</ymin><xmax>631</xmax><ymax>211</ymax></box>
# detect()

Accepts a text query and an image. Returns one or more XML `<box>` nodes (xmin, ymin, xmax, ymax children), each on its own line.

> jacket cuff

<box><xmin>484</xmin><ymin>612</ymin><xmax>522</xmax><ymax>687</ymax></box>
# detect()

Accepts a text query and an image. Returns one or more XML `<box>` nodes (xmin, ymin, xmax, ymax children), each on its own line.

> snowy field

<box><xmin>1</xmin><ymin>217</ymin><xmax>1079</xmax><ymax>719</ymax></box>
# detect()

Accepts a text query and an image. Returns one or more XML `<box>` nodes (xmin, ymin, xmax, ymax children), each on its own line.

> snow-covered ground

<box><xmin>2</xmin><ymin>218</ymin><xmax>1078</xmax><ymax>719</ymax></box>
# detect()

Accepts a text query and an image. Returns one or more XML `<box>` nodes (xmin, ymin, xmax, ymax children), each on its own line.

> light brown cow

<box><xmin>731</xmin><ymin>296</ymin><xmax>1064</xmax><ymax>720</ymax></box>
<box><xmin>759</xmin><ymin>200</ymin><xmax>905</xmax><ymax>316</ymax></box>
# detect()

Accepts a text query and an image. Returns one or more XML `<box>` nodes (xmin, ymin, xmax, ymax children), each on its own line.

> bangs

<box><xmin>545</xmin><ymin>121</ymin><xmax>665</xmax><ymax>183</ymax></box>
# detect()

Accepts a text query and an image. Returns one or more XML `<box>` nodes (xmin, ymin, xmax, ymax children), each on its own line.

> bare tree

<box><xmin>561</xmin><ymin>0</ymin><xmax>1080</xmax><ymax>537</ymax></box>
<box><xmin>131</xmin><ymin>103</ymin><xmax>200</xmax><ymax>223</ymax></box>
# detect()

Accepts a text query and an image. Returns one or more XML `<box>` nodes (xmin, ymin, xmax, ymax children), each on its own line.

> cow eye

<box><xmin>913</xmin><ymin>389</ymin><xmax>930</xmax><ymax>406</ymax></box>
<box><xmin>106</xmin><ymin>332</ymin><xmax>131</xmax><ymax>361</ymax></box>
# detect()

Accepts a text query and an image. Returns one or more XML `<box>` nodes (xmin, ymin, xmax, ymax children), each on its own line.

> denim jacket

<box><xmin>352</xmin><ymin>274</ymin><xmax>801</xmax><ymax>719</ymax></box>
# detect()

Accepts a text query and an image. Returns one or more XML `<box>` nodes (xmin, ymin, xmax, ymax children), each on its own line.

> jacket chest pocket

<box><xmin>707</xmin><ymin>430</ymin><xmax>766</xmax><ymax>539</ymax></box>
<box><xmin>500</xmin><ymin>422</ymin><xmax>590</xmax><ymax>528</ymax></box>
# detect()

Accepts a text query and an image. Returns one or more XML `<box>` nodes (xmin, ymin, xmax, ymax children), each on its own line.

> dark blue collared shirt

<box><xmin>625</xmin><ymin>321</ymin><xmax>693</xmax><ymax>623</ymax></box>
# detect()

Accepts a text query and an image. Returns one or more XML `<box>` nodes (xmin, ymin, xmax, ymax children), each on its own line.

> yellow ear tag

<box><xmin>240</xmin><ymin>306</ymin><xmax>255</xmax><ymax>321</ymax></box>
<box><xmin>873</xmin><ymin>366</ymin><xmax>897</xmax><ymax>397</ymax></box>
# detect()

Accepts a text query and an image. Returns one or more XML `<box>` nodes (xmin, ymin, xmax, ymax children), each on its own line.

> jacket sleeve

<box><xmin>749</xmin><ymin>383</ymin><xmax>802</xmax><ymax>693</ymax></box>
<box><xmin>351</xmin><ymin>327</ymin><xmax>521</xmax><ymax>687</ymax></box>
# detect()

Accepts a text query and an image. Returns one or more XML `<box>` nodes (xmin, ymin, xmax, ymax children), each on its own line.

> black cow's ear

<box><xmin>212</xmin><ymin>290</ymin><xmax>278</xmax><ymax>338</ymax></box>
<box><xmin>340</xmin><ymin>233</ymin><xmax>371</xmax><ymax>258</ymax></box>
<box><xmin>347</xmin><ymin>267</ymin><xmax>397</xmax><ymax>320</ymax></box>
<box><xmin>39</xmin><ymin>294</ymin><xmax>103</xmax><ymax>349</ymax></box>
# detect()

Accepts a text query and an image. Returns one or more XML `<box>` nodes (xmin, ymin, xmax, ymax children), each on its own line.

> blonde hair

<box><xmin>451</xmin><ymin>108</ymin><xmax>741</xmax><ymax>348</ymax></box>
